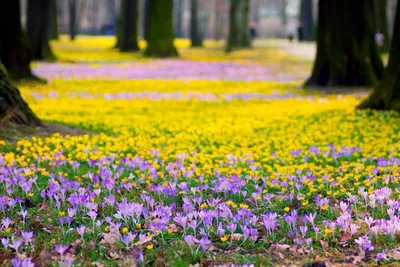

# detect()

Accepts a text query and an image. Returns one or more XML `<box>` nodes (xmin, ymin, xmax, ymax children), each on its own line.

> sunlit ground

<box><xmin>0</xmin><ymin>36</ymin><xmax>398</xmax><ymax>266</ymax></box>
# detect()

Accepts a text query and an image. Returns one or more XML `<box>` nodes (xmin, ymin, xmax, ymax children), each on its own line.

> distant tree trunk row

<box><xmin>226</xmin><ymin>0</ymin><xmax>250</xmax><ymax>52</ymax></box>
<box><xmin>190</xmin><ymin>0</ymin><xmax>203</xmax><ymax>47</ymax></box>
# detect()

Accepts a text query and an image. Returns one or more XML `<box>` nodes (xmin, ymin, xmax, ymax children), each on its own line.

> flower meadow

<box><xmin>1</xmin><ymin>38</ymin><xmax>400</xmax><ymax>266</ymax></box>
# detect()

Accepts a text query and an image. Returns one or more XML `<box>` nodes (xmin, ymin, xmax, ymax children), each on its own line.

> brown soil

<box><xmin>0</xmin><ymin>122</ymin><xmax>92</xmax><ymax>144</ymax></box>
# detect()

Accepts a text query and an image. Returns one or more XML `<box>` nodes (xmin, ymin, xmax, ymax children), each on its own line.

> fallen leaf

<box><xmin>388</xmin><ymin>250</ymin><xmax>400</xmax><ymax>259</ymax></box>
<box><xmin>153</xmin><ymin>257</ymin><xmax>166</xmax><ymax>267</ymax></box>
<box><xmin>231</xmin><ymin>234</ymin><xmax>243</xmax><ymax>240</ymax></box>
<box><xmin>134</xmin><ymin>236</ymin><xmax>152</xmax><ymax>246</ymax></box>
<box><xmin>319</xmin><ymin>240</ymin><xmax>329</xmax><ymax>251</ymax></box>
<box><xmin>100</xmin><ymin>228</ymin><xmax>121</xmax><ymax>245</ymax></box>
<box><xmin>340</xmin><ymin>232</ymin><xmax>352</xmax><ymax>244</ymax></box>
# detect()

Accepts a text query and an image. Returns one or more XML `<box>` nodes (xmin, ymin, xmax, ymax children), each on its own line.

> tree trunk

<box><xmin>0</xmin><ymin>65</ymin><xmax>40</xmax><ymax>126</ymax></box>
<box><xmin>28</xmin><ymin>0</ymin><xmax>55</xmax><ymax>61</ymax></box>
<box><xmin>300</xmin><ymin>0</ymin><xmax>314</xmax><ymax>41</ymax></box>
<box><xmin>190</xmin><ymin>0</ymin><xmax>203</xmax><ymax>47</ymax></box>
<box><xmin>374</xmin><ymin>0</ymin><xmax>390</xmax><ymax>52</ymax></box>
<box><xmin>144</xmin><ymin>0</ymin><xmax>178</xmax><ymax>57</ymax></box>
<box><xmin>68</xmin><ymin>0</ymin><xmax>77</xmax><ymax>41</ymax></box>
<box><xmin>49</xmin><ymin>0</ymin><xmax>59</xmax><ymax>40</ymax></box>
<box><xmin>226</xmin><ymin>0</ymin><xmax>239</xmax><ymax>52</ymax></box>
<box><xmin>305</xmin><ymin>0</ymin><xmax>384</xmax><ymax>87</ymax></box>
<box><xmin>0</xmin><ymin>0</ymin><xmax>33</xmax><ymax>79</ymax></box>
<box><xmin>143</xmin><ymin>0</ymin><xmax>151</xmax><ymax>41</ymax></box>
<box><xmin>280</xmin><ymin>0</ymin><xmax>288</xmax><ymax>26</ymax></box>
<box><xmin>174</xmin><ymin>0</ymin><xmax>184</xmax><ymax>38</ymax></box>
<box><xmin>226</xmin><ymin>0</ymin><xmax>250</xmax><ymax>52</ymax></box>
<box><xmin>358</xmin><ymin>1</ymin><xmax>400</xmax><ymax>111</ymax></box>
<box><xmin>115</xmin><ymin>14</ymin><xmax>122</xmax><ymax>48</ymax></box>
<box><xmin>239</xmin><ymin>0</ymin><xmax>250</xmax><ymax>47</ymax></box>
<box><xmin>119</xmin><ymin>0</ymin><xmax>140</xmax><ymax>52</ymax></box>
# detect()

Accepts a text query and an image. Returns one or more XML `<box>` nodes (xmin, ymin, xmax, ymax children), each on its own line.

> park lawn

<box><xmin>0</xmin><ymin>37</ymin><xmax>399</xmax><ymax>266</ymax></box>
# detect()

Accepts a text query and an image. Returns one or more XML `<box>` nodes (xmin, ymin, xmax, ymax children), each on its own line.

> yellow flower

<box><xmin>4</xmin><ymin>228</ymin><xmax>11</xmax><ymax>233</ymax></box>
<box><xmin>284</xmin><ymin>207</ymin><xmax>290</xmax><ymax>212</ymax></box>
<box><xmin>122</xmin><ymin>227</ymin><xmax>129</xmax><ymax>234</ymax></box>
<box><xmin>220</xmin><ymin>236</ymin><xmax>229</xmax><ymax>242</ymax></box>
<box><xmin>59</xmin><ymin>211</ymin><xmax>65</xmax><ymax>216</ymax></box>
<box><xmin>136</xmin><ymin>223</ymin><xmax>141</xmax><ymax>229</ymax></box>
<box><xmin>324</xmin><ymin>228</ymin><xmax>333</xmax><ymax>235</ymax></box>
<box><xmin>146</xmin><ymin>244</ymin><xmax>154</xmax><ymax>250</ymax></box>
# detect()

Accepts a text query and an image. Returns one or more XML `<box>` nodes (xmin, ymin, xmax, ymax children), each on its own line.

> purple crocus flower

<box><xmin>54</xmin><ymin>244</ymin><xmax>69</xmax><ymax>256</ymax></box>
<box><xmin>355</xmin><ymin>235</ymin><xmax>374</xmax><ymax>252</ymax></box>
<box><xmin>21</xmin><ymin>231</ymin><xmax>34</xmax><ymax>244</ymax></box>
<box><xmin>9</xmin><ymin>238</ymin><xmax>23</xmax><ymax>251</ymax></box>
<box><xmin>262</xmin><ymin>212</ymin><xmax>278</xmax><ymax>234</ymax></box>
<box><xmin>1</xmin><ymin>238</ymin><xmax>9</xmax><ymax>248</ymax></box>
<box><xmin>76</xmin><ymin>225</ymin><xmax>86</xmax><ymax>238</ymax></box>
<box><xmin>121</xmin><ymin>233</ymin><xmax>137</xmax><ymax>248</ymax></box>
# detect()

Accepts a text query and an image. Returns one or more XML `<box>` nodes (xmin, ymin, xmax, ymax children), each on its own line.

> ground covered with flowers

<box><xmin>0</xmin><ymin>37</ymin><xmax>399</xmax><ymax>266</ymax></box>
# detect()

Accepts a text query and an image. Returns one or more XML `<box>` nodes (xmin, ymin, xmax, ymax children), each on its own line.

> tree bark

<box><xmin>300</xmin><ymin>0</ymin><xmax>314</xmax><ymax>41</ymax></box>
<box><xmin>0</xmin><ymin>0</ymin><xmax>33</xmax><ymax>79</ymax></box>
<box><xmin>190</xmin><ymin>0</ymin><xmax>203</xmax><ymax>47</ymax></box>
<box><xmin>358</xmin><ymin>1</ymin><xmax>400</xmax><ymax>111</ymax></box>
<box><xmin>374</xmin><ymin>0</ymin><xmax>390</xmax><ymax>52</ymax></box>
<box><xmin>226</xmin><ymin>0</ymin><xmax>250</xmax><ymax>52</ymax></box>
<box><xmin>28</xmin><ymin>0</ymin><xmax>55</xmax><ymax>61</ymax></box>
<box><xmin>0</xmin><ymin>64</ymin><xmax>40</xmax><ymax>126</ymax></box>
<box><xmin>49</xmin><ymin>0</ymin><xmax>59</xmax><ymax>40</ymax></box>
<box><xmin>305</xmin><ymin>0</ymin><xmax>384</xmax><ymax>87</ymax></box>
<box><xmin>68</xmin><ymin>0</ymin><xmax>77</xmax><ymax>41</ymax></box>
<box><xmin>144</xmin><ymin>0</ymin><xmax>178</xmax><ymax>57</ymax></box>
<box><xmin>239</xmin><ymin>0</ymin><xmax>250</xmax><ymax>47</ymax></box>
<box><xmin>119</xmin><ymin>0</ymin><xmax>140</xmax><ymax>52</ymax></box>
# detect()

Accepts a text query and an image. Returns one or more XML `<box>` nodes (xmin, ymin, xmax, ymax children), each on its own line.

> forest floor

<box><xmin>0</xmin><ymin>37</ymin><xmax>399</xmax><ymax>267</ymax></box>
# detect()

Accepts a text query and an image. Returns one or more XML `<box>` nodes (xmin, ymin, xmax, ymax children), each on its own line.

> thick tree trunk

<box><xmin>68</xmin><ymin>0</ymin><xmax>77</xmax><ymax>41</ymax></box>
<box><xmin>358</xmin><ymin>1</ymin><xmax>400</xmax><ymax>111</ymax></box>
<box><xmin>305</xmin><ymin>0</ymin><xmax>384</xmax><ymax>87</ymax></box>
<box><xmin>226</xmin><ymin>0</ymin><xmax>239</xmax><ymax>52</ymax></box>
<box><xmin>28</xmin><ymin>0</ymin><xmax>55</xmax><ymax>61</ymax></box>
<box><xmin>144</xmin><ymin>0</ymin><xmax>178</xmax><ymax>57</ymax></box>
<box><xmin>300</xmin><ymin>0</ymin><xmax>314</xmax><ymax>41</ymax></box>
<box><xmin>0</xmin><ymin>1</ymin><xmax>33</xmax><ymax>79</ymax></box>
<box><xmin>49</xmin><ymin>0</ymin><xmax>59</xmax><ymax>40</ymax></box>
<box><xmin>0</xmin><ymin>65</ymin><xmax>40</xmax><ymax>126</ymax></box>
<box><xmin>226</xmin><ymin>0</ymin><xmax>250</xmax><ymax>52</ymax></box>
<box><xmin>119</xmin><ymin>0</ymin><xmax>140</xmax><ymax>52</ymax></box>
<box><xmin>190</xmin><ymin>0</ymin><xmax>203</xmax><ymax>47</ymax></box>
<box><xmin>374</xmin><ymin>0</ymin><xmax>390</xmax><ymax>52</ymax></box>
<box><xmin>239</xmin><ymin>0</ymin><xmax>250</xmax><ymax>47</ymax></box>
